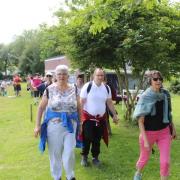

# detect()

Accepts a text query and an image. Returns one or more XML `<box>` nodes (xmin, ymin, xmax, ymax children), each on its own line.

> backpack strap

<box><xmin>87</xmin><ymin>81</ymin><xmax>93</xmax><ymax>94</ymax></box>
<box><xmin>46</xmin><ymin>88</ymin><xmax>49</xmax><ymax>99</ymax></box>
<box><xmin>74</xmin><ymin>83</ymin><xmax>78</xmax><ymax>96</ymax></box>
<box><xmin>45</xmin><ymin>82</ymin><xmax>52</xmax><ymax>89</ymax></box>
<box><xmin>87</xmin><ymin>81</ymin><xmax>109</xmax><ymax>94</ymax></box>
<box><xmin>105</xmin><ymin>84</ymin><xmax>109</xmax><ymax>94</ymax></box>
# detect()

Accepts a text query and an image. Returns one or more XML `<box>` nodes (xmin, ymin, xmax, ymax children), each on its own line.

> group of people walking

<box><xmin>34</xmin><ymin>65</ymin><xmax>176</xmax><ymax>180</ymax></box>
<box><xmin>0</xmin><ymin>74</ymin><xmax>22</xmax><ymax>97</ymax></box>
<box><xmin>27</xmin><ymin>72</ymin><xmax>53</xmax><ymax>104</ymax></box>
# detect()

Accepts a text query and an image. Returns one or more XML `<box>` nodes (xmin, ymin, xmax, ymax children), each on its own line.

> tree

<box><xmin>38</xmin><ymin>24</ymin><xmax>63</xmax><ymax>60</ymax></box>
<box><xmin>9</xmin><ymin>25</ymin><xmax>64</xmax><ymax>75</ymax></box>
<box><xmin>0</xmin><ymin>44</ymin><xmax>13</xmax><ymax>76</ymax></box>
<box><xmin>55</xmin><ymin>0</ymin><xmax>180</xmax><ymax>121</ymax></box>
<box><xmin>10</xmin><ymin>30</ymin><xmax>44</xmax><ymax>75</ymax></box>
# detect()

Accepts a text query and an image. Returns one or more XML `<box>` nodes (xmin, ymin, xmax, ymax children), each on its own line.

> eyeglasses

<box><xmin>46</xmin><ymin>75</ymin><xmax>52</xmax><ymax>77</ymax></box>
<box><xmin>57</xmin><ymin>73</ymin><xmax>68</xmax><ymax>76</ymax></box>
<box><xmin>152</xmin><ymin>77</ymin><xmax>163</xmax><ymax>82</ymax></box>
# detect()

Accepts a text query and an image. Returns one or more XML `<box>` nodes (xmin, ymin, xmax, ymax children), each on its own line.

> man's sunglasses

<box><xmin>46</xmin><ymin>75</ymin><xmax>52</xmax><ymax>77</ymax></box>
<box><xmin>152</xmin><ymin>77</ymin><xmax>163</xmax><ymax>82</ymax></box>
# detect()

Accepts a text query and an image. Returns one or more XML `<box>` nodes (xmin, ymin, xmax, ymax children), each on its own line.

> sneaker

<box><xmin>66</xmin><ymin>178</ymin><xmax>76</xmax><ymax>180</ymax></box>
<box><xmin>133</xmin><ymin>172</ymin><xmax>142</xmax><ymax>180</ymax></box>
<box><xmin>81</xmin><ymin>156</ymin><xmax>88</xmax><ymax>167</ymax></box>
<box><xmin>92</xmin><ymin>158</ymin><xmax>100</xmax><ymax>166</ymax></box>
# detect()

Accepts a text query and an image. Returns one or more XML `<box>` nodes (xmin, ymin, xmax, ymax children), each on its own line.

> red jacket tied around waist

<box><xmin>81</xmin><ymin>110</ymin><xmax>109</xmax><ymax>146</ymax></box>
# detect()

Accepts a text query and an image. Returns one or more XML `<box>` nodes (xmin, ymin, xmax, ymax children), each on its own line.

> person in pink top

<box><xmin>31</xmin><ymin>73</ymin><xmax>42</xmax><ymax>104</ymax></box>
<box><xmin>13</xmin><ymin>74</ymin><xmax>22</xmax><ymax>96</ymax></box>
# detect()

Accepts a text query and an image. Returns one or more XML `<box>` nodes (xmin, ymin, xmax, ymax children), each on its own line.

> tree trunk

<box><xmin>4</xmin><ymin>58</ymin><xmax>8</xmax><ymax>77</ymax></box>
<box><xmin>115</xmin><ymin>68</ymin><xmax>123</xmax><ymax>95</ymax></box>
<box><xmin>122</xmin><ymin>64</ymin><xmax>145</xmax><ymax>122</ymax></box>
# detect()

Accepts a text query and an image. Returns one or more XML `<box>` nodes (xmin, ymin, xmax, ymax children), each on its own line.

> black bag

<box><xmin>169</xmin><ymin>123</ymin><xmax>173</xmax><ymax>135</ymax></box>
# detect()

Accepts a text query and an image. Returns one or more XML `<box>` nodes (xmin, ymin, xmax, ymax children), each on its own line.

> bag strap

<box><xmin>87</xmin><ymin>81</ymin><xmax>109</xmax><ymax>94</ymax></box>
<box><xmin>46</xmin><ymin>88</ymin><xmax>49</xmax><ymax>99</ymax></box>
<box><xmin>87</xmin><ymin>81</ymin><xmax>92</xmax><ymax>94</ymax></box>
<box><xmin>74</xmin><ymin>83</ymin><xmax>78</xmax><ymax>96</ymax></box>
<box><xmin>105</xmin><ymin>84</ymin><xmax>110</xmax><ymax>94</ymax></box>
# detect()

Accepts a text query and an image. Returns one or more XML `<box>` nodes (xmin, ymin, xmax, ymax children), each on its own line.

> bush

<box><xmin>0</xmin><ymin>72</ymin><xmax>3</xmax><ymax>80</ymax></box>
<box><xmin>169</xmin><ymin>80</ymin><xmax>180</xmax><ymax>94</ymax></box>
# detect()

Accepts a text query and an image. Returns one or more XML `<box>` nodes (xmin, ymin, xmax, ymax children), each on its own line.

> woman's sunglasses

<box><xmin>46</xmin><ymin>75</ymin><xmax>52</xmax><ymax>77</ymax></box>
<box><xmin>152</xmin><ymin>77</ymin><xmax>163</xmax><ymax>82</ymax></box>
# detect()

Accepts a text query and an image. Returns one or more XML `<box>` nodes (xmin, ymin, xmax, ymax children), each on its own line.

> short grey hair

<box><xmin>55</xmin><ymin>65</ymin><xmax>69</xmax><ymax>75</ymax></box>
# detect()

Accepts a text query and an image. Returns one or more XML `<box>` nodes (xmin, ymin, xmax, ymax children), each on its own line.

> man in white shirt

<box><xmin>80</xmin><ymin>68</ymin><xmax>119</xmax><ymax>167</ymax></box>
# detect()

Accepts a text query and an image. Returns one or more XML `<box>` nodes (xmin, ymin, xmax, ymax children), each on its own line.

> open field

<box><xmin>0</xmin><ymin>83</ymin><xmax>180</xmax><ymax>180</ymax></box>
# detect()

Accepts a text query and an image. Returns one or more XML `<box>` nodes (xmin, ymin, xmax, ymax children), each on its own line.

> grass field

<box><xmin>0</xmin><ymin>83</ymin><xmax>180</xmax><ymax>180</ymax></box>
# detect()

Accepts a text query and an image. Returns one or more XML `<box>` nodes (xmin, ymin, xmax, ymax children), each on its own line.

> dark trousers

<box><xmin>82</xmin><ymin>120</ymin><xmax>104</xmax><ymax>158</ymax></box>
<box><xmin>34</xmin><ymin>91</ymin><xmax>39</xmax><ymax>97</ymax></box>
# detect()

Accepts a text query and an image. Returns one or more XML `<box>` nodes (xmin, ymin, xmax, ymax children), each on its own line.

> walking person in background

<box><xmin>75</xmin><ymin>74</ymin><xmax>84</xmax><ymax>94</ymax></box>
<box><xmin>80</xmin><ymin>68</ymin><xmax>119</xmax><ymax>167</ymax></box>
<box><xmin>26</xmin><ymin>75</ymin><xmax>34</xmax><ymax>97</ymax></box>
<box><xmin>133</xmin><ymin>70</ymin><xmax>177</xmax><ymax>180</ymax></box>
<box><xmin>34</xmin><ymin>65</ymin><xmax>80</xmax><ymax>180</ymax></box>
<box><xmin>0</xmin><ymin>80</ymin><xmax>8</xmax><ymax>96</ymax></box>
<box><xmin>13</xmin><ymin>74</ymin><xmax>22</xmax><ymax>96</ymax></box>
<box><xmin>28</xmin><ymin>72</ymin><xmax>53</xmax><ymax>97</ymax></box>
<box><xmin>31</xmin><ymin>73</ymin><xmax>42</xmax><ymax>104</ymax></box>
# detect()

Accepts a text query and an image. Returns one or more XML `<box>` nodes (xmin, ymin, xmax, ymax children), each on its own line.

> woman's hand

<box><xmin>171</xmin><ymin>126</ymin><xmax>177</xmax><ymax>140</ymax></box>
<box><xmin>144</xmin><ymin>140</ymin><xmax>151</xmax><ymax>151</ymax></box>
<box><xmin>34</xmin><ymin>96</ymin><xmax>48</xmax><ymax>138</ymax></box>
<box><xmin>112</xmin><ymin>114</ymin><xmax>119</xmax><ymax>124</ymax></box>
<box><xmin>34</xmin><ymin>125</ymin><xmax>41</xmax><ymax>138</ymax></box>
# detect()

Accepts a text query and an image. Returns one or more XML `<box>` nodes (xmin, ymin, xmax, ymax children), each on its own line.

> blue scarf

<box><xmin>39</xmin><ymin>108</ymin><xmax>81</xmax><ymax>153</ymax></box>
<box><xmin>133</xmin><ymin>87</ymin><xmax>170</xmax><ymax>123</ymax></box>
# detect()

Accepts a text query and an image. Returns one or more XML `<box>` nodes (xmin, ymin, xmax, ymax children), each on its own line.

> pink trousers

<box><xmin>136</xmin><ymin>126</ymin><xmax>171</xmax><ymax>176</ymax></box>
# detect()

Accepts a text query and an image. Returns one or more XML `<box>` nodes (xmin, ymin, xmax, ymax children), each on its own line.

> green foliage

<box><xmin>0</xmin><ymin>44</ymin><xmax>15</xmax><ymax>76</ymax></box>
<box><xmin>14</xmin><ymin>30</ymin><xmax>44</xmax><ymax>74</ymax></box>
<box><xmin>0</xmin><ymin>71</ymin><xmax>3</xmax><ymax>79</ymax></box>
<box><xmin>5</xmin><ymin>25</ymin><xmax>63</xmax><ymax>75</ymax></box>
<box><xmin>38</xmin><ymin>24</ymin><xmax>63</xmax><ymax>60</ymax></box>
<box><xmin>55</xmin><ymin>0</ymin><xmax>180</xmax><ymax>121</ymax></box>
<box><xmin>169</xmin><ymin>79</ymin><xmax>180</xmax><ymax>95</ymax></box>
<box><xmin>56</xmin><ymin>0</ymin><xmax>180</xmax><ymax>75</ymax></box>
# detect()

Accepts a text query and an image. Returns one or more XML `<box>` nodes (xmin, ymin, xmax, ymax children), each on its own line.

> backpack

<box><xmin>87</xmin><ymin>81</ymin><xmax>109</xmax><ymax>94</ymax></box>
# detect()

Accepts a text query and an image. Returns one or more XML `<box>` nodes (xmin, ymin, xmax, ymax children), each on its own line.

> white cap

<box><xmin>46</xmin><ymin>72</ymin><xmax>53</xmax><ymax>76</ymax></box>
<box><xmin>55</xmin><ymin>65</ymin><xmax>69</xmax><ymax>75</ymax></box>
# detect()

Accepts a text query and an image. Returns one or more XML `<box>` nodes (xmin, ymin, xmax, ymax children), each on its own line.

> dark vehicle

<box><xmin>106</xmin><ymin>72</ymin><xmax>122</xmax><ymax>104</ymax></box>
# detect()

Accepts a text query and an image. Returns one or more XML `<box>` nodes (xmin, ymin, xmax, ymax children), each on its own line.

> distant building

<box><xmin>44</xmin><ymin>55</ymin><xmax>81</xmax><ymax>84</ymax></box>
<box><xmin>44</xmin><ymin>55</ymin><xmax>70</xmax><ymax>73</ymax></box>
<box><xmin>44</xmin><ymin>55</ymin><xmax>140</xmax><ymax>91</ymax></box>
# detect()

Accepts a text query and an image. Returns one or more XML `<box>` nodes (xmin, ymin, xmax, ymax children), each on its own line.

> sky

<box><xmin>0</xmin><ymin>0</ymin><xmax>64</xmax><ymax>44</ymax></box>
<box><xmin>0</xmin><ymin>0</ymin><xmax>179</xmax><ymax>44</ymax></box>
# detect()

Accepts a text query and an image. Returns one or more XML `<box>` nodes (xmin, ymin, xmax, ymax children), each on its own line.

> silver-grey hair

<box><xmin>55</xmin><ymin>65</ymin><xmax>69</xmax><ymax>75</ymax></box>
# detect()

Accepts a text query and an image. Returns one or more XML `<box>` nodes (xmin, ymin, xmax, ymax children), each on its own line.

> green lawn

<box><xmin>0</xmin><ymin>83</ymin><xmax>180</xmax><ymax>180</ymax></box>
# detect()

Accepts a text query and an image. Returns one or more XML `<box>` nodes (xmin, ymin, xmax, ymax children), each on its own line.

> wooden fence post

<box><xmin>30</xmin><ymin>104</ymin><xmax>33</xmax><ymax>122</ymax></box>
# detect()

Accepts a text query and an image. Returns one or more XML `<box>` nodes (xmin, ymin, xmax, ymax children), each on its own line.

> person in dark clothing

<box><xmin>75</xmin><ymin>74</ymin><xmax>84</xmax><ymax>94</ymax></box>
